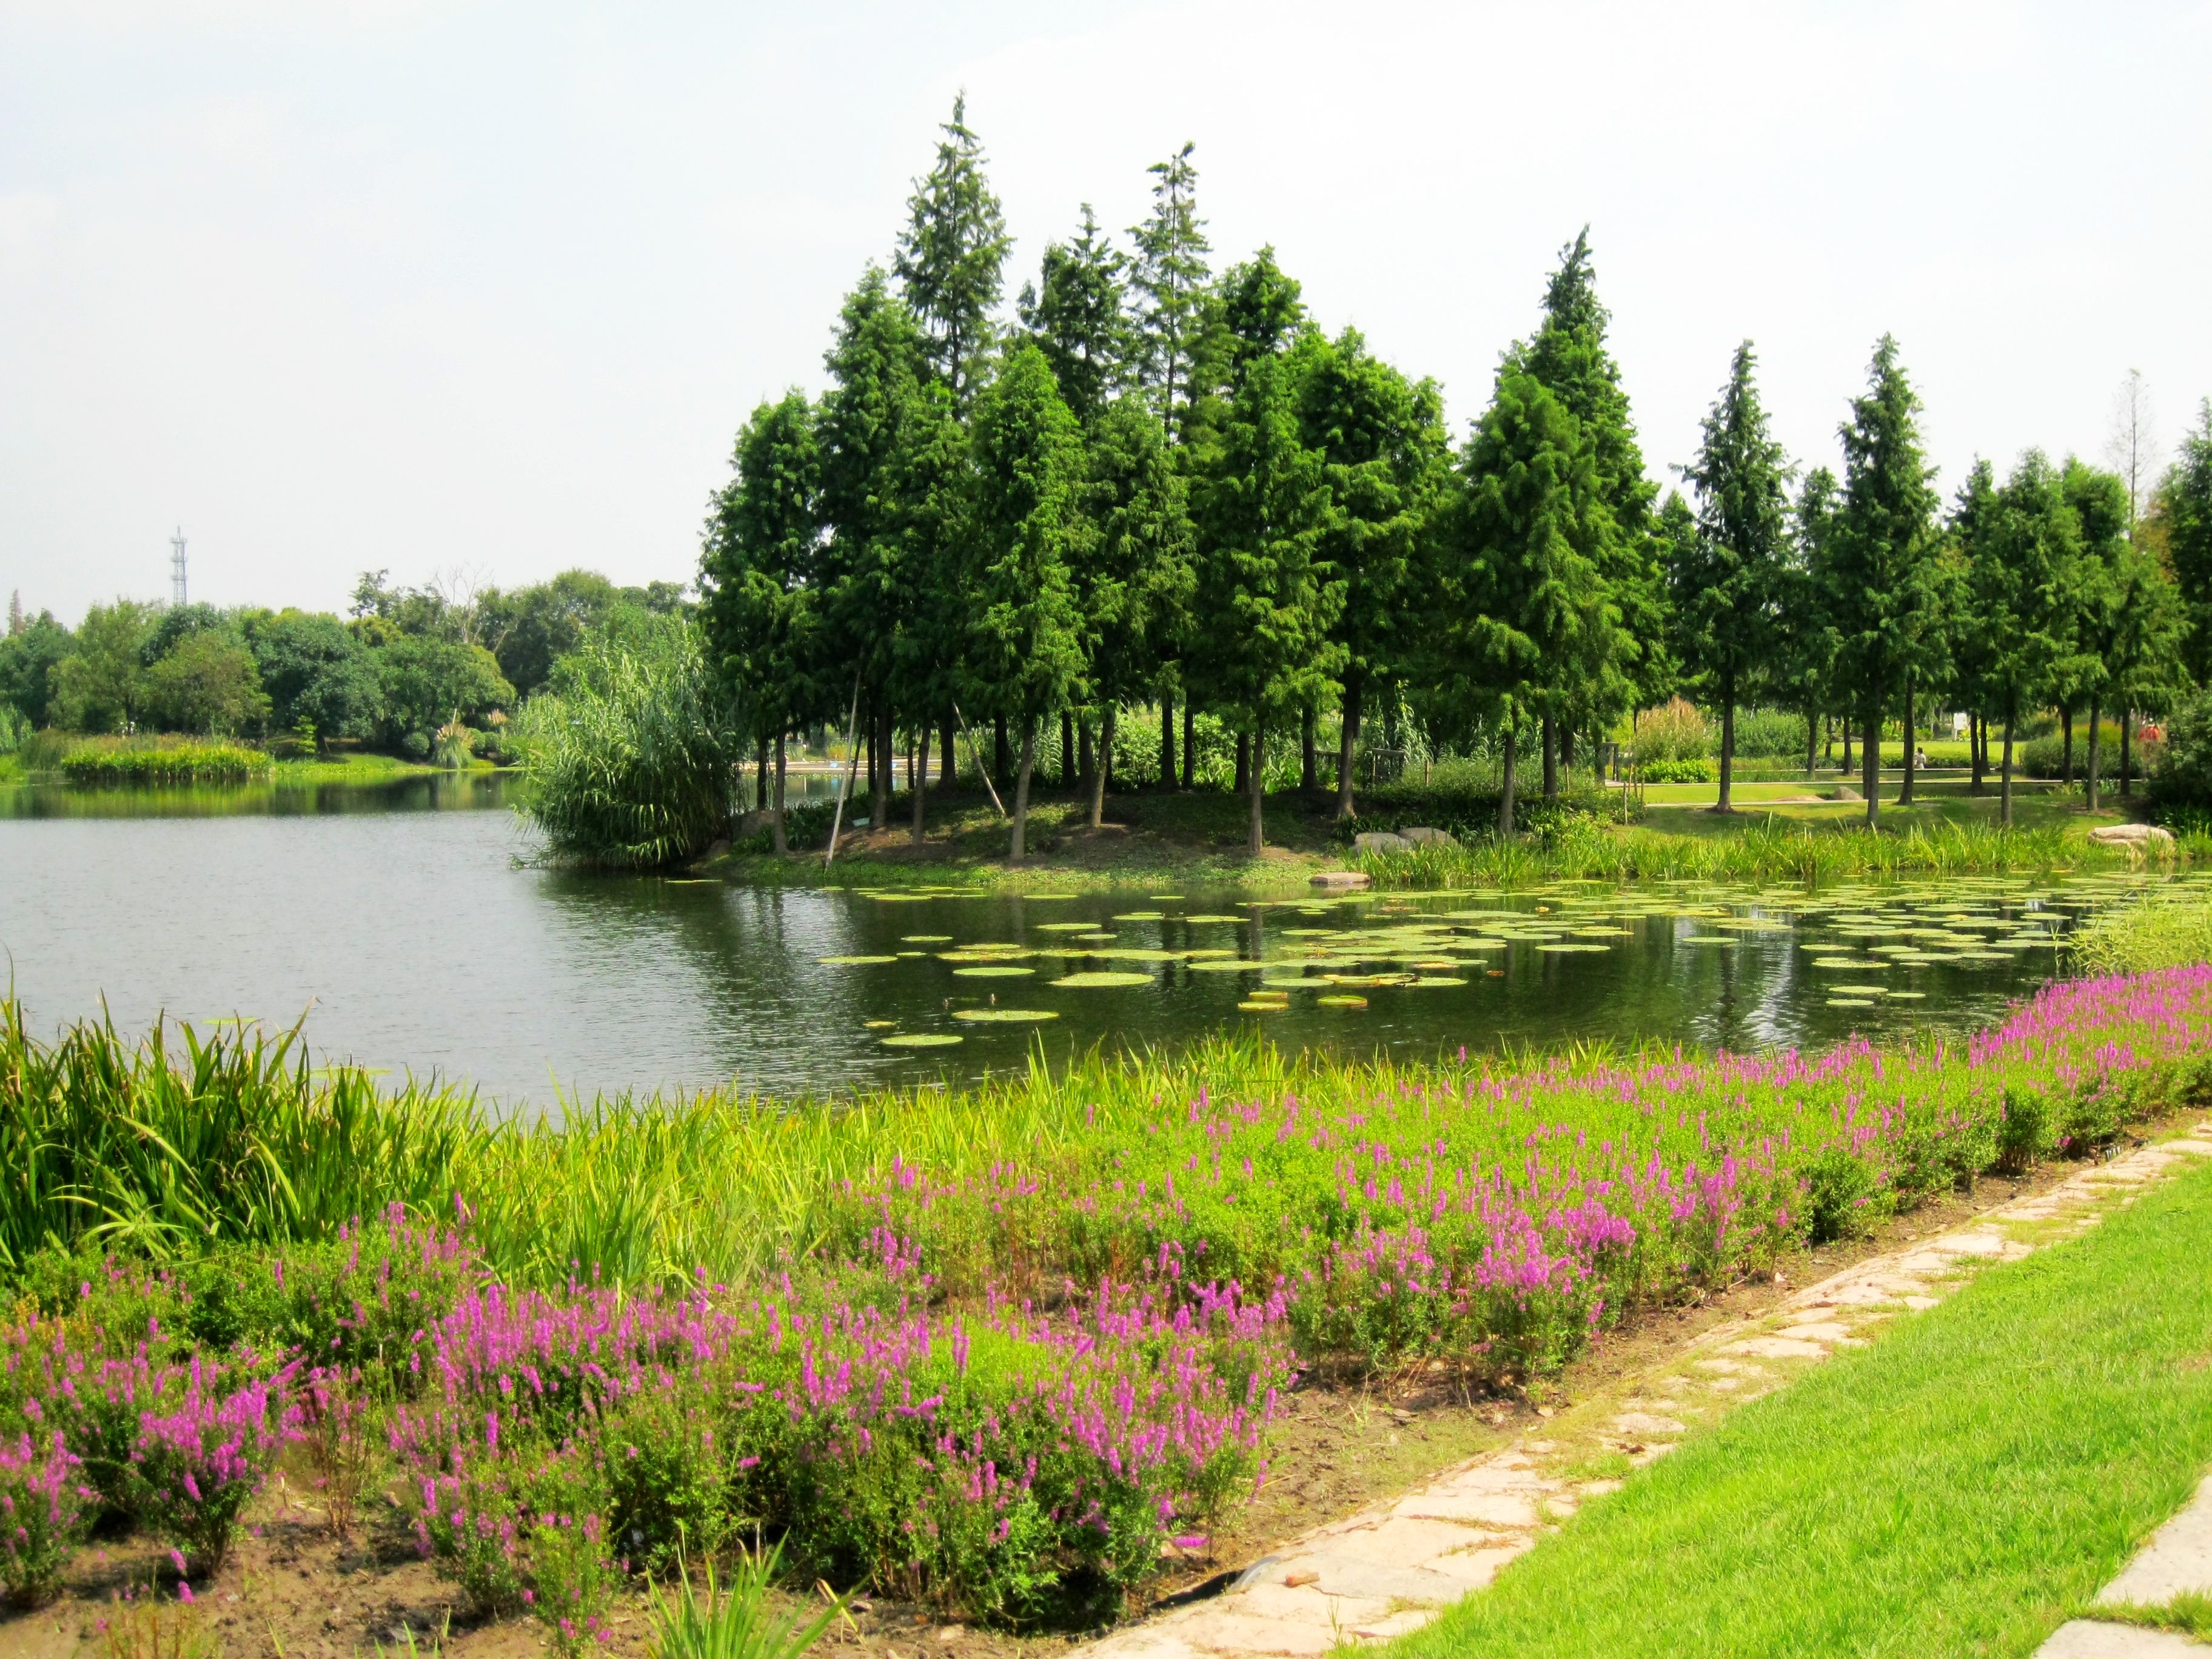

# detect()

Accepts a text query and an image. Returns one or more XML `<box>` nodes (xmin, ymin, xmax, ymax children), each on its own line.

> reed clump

<box><xmin>56</xmin><ymin>742</ymin><xmax>271</xmax><ymax>786</ymax></box>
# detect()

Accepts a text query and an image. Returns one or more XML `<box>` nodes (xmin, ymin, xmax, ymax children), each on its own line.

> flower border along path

<box><xmin>1083</xmin><ymin>1120</ymin><xmax>2212</xmax><ymax>1658</ymax></box>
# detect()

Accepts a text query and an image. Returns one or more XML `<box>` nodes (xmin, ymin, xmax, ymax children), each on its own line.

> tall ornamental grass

<box><xmin>514</xmin><ymin>617</ymin><xmax>741</xmax><ymax>870</ymax></box>
<box><xmin>2071</xmin><ymin>885</ymin><xmax>2212</xmax><ymax>976</ymax></box>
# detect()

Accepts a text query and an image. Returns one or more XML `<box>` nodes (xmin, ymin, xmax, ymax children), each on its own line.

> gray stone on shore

<box><xmin>2088</xmin><ymin>822</ymin><xmax>2176</xmax><ymax>846</ymax></box>
<box><xmin>1310</xmin><ymin>870</ymin><xmax>1372</xmax><ymax>889</ymax></box>
<box><xmin>1353</xmin><ymin>831</ymin><xmax>1413</xmax><ymax>855</ymax></box>
<box><xmin>1401</xmin><ymin>826</ymin><xmax>1458</xmax><ymax>847</ymax></box>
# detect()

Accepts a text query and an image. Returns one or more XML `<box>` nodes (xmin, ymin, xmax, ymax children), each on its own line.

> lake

<box><xmin>0</xmin><ymin>772</ymin><xmax>2147</xmax><ymax>1111</ymax></box>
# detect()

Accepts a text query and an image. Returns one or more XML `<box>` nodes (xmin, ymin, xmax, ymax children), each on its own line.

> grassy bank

<box><xmin>1393</xmin><ymin>1151</ymin><xmax>2212</xmax><ymax>1659</ymax></box>
<box><xmin>4</xmin><ymin>970</ymin><xmax>2210</xmax><ymax>1641</ymax></box>
<box><xmin>269</xmin><ymin>750</ymin><xmax>454</xmax><ymax>783</ymax></box>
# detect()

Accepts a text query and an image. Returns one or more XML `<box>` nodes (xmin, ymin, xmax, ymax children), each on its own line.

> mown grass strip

<box><xmin>1394</xmin><ymin>1155</ymin><xmax>2212</xmax><ymax>1659</ymax></box>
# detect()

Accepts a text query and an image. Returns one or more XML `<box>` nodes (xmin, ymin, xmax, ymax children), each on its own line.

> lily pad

<box><xmin>954</xmin><ymin>965</ymin><xmax>1034</xmax><ymax>978</ymax></box>
<box><xmin>1034</xmin><ymin>922</ymin><xmax>1102</xmax><ymax>933</ymax></box>
<box><xmin>1316</xmin><ymin>994</ymin><xmax>1369</xmax><ymax>1008</ymax></box>
<box><xmin>1185</xmin><ymin>959</ymin><xmax>1268</xmax><ymax>973</ymax></box>
<box><xmin>863</xmin><ymin>1019</ymin><xmax>896</xmax><ymax>1030</ymax></box>
<box><xmin>880</xmin><ymin>1033</ymin><xmax>963</xmax><ymax>1048</ymax></box>
<box><xmin>951</xmin><ymin>1008</ymin><xmax>1060</xmax><ymax>1023</ymax></box>
<box><xmin>1237</xmin><ymin>1000</ymin><xmax>1289</xmax><ymax>1013</ymax></box>
<box><xmin>1113</xmin><ymin>911</ymin><xmax>1165</xmax><ymax>922</ymax></box>
<box><xmin>1413</xmin><ymin>976</ymin><xmax>1469</xmax><ymax>987</ymax></box>
<box><xmin>902</xmin><ymin>934</ymin><xmax>953</xmax><ymax>943</ymax></box>
<box><xmin>820</xmin><ymin>954</ymin><xmax>899</xmax><ymax>966</ymax></box>
<box><xmin>1181</xmin><ymin>914</ymin><xmax>1250</xmax><ymax>923</ymax></box>
<box><xmin>1051</xmin><ymin>971</ymin><xmax>1155</xmax><ymax>988</ymax></box>
<box><xmin>1537</xmin><ymin>942</ymin><xmax>1610</xmax><ymax>954</ymax></box>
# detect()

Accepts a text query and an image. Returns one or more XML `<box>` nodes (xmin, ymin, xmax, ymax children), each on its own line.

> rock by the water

<box><xmin>2088</xmin><ymin>822</ymin><xmax>2176</xmax><ymax>846</ymax></box>
<box><xmin>1401</xmin><ymin>825</ymin><xmax>1458</xmax><ymax>847</ymax></box>
<box><xmin>1310</xmin><ymin>869</ymin><xmax>1372</xmax><ymax>889</ymax></box>
<box><xmin>1831</xmin><ymin>785</ymin><xmax>1863</xmax><ymax>802</ymax></box>
<box><xmin>1353</xmin><ymin>831</ymin><xmax>1414</xmax><ymax>855</ymax></box>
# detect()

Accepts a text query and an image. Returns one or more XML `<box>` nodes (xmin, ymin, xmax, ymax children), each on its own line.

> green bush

<box><xmin>1729</xmin><ymin>708</ymin><xmax>1812</xmax><ymax>759</ymax></box>
<box><xmin>2152</xmin><ymin>689</ymin><xmax>2212</xmax><ymax>810</ymax></box>
<box><xmin>1641</xmin><ymin>757</ymin><xmax>1716</xmax><ymax>783</ymax></box>
<box><xmin>56</xmin><ymin>741</ymin><xmax>270</xmax><ymax>786</ymax></box>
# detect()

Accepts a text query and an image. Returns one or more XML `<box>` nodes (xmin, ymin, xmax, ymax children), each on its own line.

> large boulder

<box><xmin>1401</xmin><ymin>825</ymin><xmax>1458</xmax><ymax>848</ymax></box>
<box><xmin>1353</xmin><ymin>831</ymin><xmax>1414</xmax><ymax>856</ymax></box>
<box><xmin>2088</xmin><ymin>822</ymin><xmax>2176</xmax><ymax>846</ymax></box>
<box><xmin>1310</xmin><ymin>869</ymin><xmax>1372</xmax><ymax>889</ymax></box>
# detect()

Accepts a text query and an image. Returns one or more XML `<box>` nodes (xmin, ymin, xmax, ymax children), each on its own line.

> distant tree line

<box><xmin>700</xmin><ymin>98</ymin><xmax>2212</xmax><ymax>855</ymax></box>
<box><xmin>0</xmin><ymin>568</ymin><xmax>685</xmax><ymax>761</ymax></box>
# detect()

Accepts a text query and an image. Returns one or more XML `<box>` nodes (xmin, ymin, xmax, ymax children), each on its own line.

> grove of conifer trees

<box><xmin>699</xmin><ymin>99</ymin><xmax>2212</xmax><ymax>859</ymax></box>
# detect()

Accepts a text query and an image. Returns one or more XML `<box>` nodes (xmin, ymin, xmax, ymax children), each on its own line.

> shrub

<box><xmin>1729</xmin><ymin>708</ymin><xmax>1811</xmax><ymax>759</ymax></box>
<box><xmin>0</xmin><ymin>1429</ymin><xmax>94</xmax><ymax>1603</ymax></box>
<box><xmin>1640</xmin><ymin>757</ymin><xmax>1716</xmax><ymax>783</ymax></box>
<box><xmin>130</xmin><ymin>1359</ymin><xmax>299</xmax><ymax>1577</ymax></box>
<box><xmin>1629</xmin><ymin>697</ymin><xmax>1709</xmax><ymax>765</ymax></box>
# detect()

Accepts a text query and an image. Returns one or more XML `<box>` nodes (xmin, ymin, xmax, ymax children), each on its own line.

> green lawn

<box><xmin>1393</xmin><ymin>1155</ymin><xmax>2212</xmax><ymax>1659</ymax></box>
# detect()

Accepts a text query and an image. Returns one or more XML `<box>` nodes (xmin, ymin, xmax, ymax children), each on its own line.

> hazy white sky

<box><xmin>4</xmin><ymin>0</ymin><xmax>2208</xmax><ymax>623</ymax></box>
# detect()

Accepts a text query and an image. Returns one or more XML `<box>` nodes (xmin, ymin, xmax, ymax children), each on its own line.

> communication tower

<box><xmin>170</xmin><ymin>528</ymin><xmax>188</xmax><ymax>608</ymax></box>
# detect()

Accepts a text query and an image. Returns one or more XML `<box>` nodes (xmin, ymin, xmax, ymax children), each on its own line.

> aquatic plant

<box><xmin>56</xmin><ymin>743</ymin><xmax>271</xmax><ymax>786</ymax></box>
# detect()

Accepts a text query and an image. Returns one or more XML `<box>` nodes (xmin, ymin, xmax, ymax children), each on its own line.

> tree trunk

<box><xmin>1804</xmin><ymin>701</ymin><xmax>1818</xmax><ymax>777</ymax></box>
<box><xmin>1560</xmin><ymin>726</ymin><xmax>1576</xmax><ymax>776</ymax></box>
<box><xmin>1087</xmin><ymin>706</ymin><xmax>1114</xmax><ymax>829</ymax></box>
<box><xmin>1181</xmin><ymin>704</ymin><xmax>1196</xmax><ymax>789</ymax></box>
<box><xmin>1078</xmin><ymin>714</ymin><xmax>1096</xmax><ymax>798</ymax></box>
<box><xmin>756</xmin><ymin>736</ymin><xmax>769</xmax><ymax>813</ymax></box>
<box><xmin>994</xmin><ymin>714</ymin><xmax>1010</xmax><ymax>781</ymax></box>
<box><xmin>911</xmin><ymin>723</ymin><xmax>930</xmax><ymax>845</ymax></box>
<box><xmin>940</xmin><ymin>717</ymin><xmax>956</xmax><ymax>788</ymax></box>
<box><xmin>1497</xmin><ymin>725</ymin><xmax>1518</xmax><ymax>837</ymax></box>
<box><xmin>1061</xmin><ymin>711</ymin><xmax>1076</xmax><ymax>788</ymax></box>
<box><xmin>2086</xmin><ymin>698</ymin><xmax>2103</xmax><ymax>813</ymax></box>
<box><xmin>771</xmin><ymin>732</ymin><xmax>788</xmax><ymax>854</ymax></box>
<box><xmin>1301</xmin><ymin>705</ymin><xmax>1318</xmax><ymax>791</ymax></box>
<box><xmin>1862</xmin><ymin>703</ymin><xmax>1879</xmax><ymax>828</ymax></box>
<box><xmin>2121</xmin><ymin>709</ymin><xmax>2134</xmax><ymax>798</ymax></box>
<box><xmin>1335</xmin><ymin>676</ymin><xmax>1362</xmax><ymax>820</ymax></box>
<box><xmin>1971</xmin><ymin>711</ymin><xmax>1986</xmax><ymax>794</ymax></box>
<box><xmin>1248</xmin><ymin>719</ymin><xmax>1267</xmax><ymax>854</ymax></box>
<box><xmin>1541</xmin><ymin>713</ymin><xmax>1558</xmax><ymax>800</ymax></box>
<box><xmin>1841</xmin><ymin>718</ymin><xmax>1853</xmax><ymax>774</ymax></box>
<box><xmin>2060</xmin><ymin>706</ymin><xmax>2074</xmax><ymax>786</ymax></box>
<box><xmin>1714</xmin><ymin>680</ymin><xmax>1735</xmax><ymax>813</ymax></box>
<box><xmin>1161</xmin><ymin>694</ymin><xmax>1175</xmax><ymax>791</ymax></box>
<box><xmin>2000</xmin><ymin>695</ymin><xmax>2017</xmax><ymax>828</ymax></box>
<box><xmin>1899</xmin><ymin>673</ymin><xmax>1916</xmax><ymax>807</ymax></box>
<box><xmin>1010</xmin><ymin>719</ymin><xmax>1037</xmax><ymax>863</ymax></box>
<box><xmin>873</xmin><ymin>705</ymin><xmax>893</xmax><ymax>830</ymax></box>
<box><xmin>1235</xmin><ymin>730</ymin><xmax>1250</xmax><ymax>795</ymax></box>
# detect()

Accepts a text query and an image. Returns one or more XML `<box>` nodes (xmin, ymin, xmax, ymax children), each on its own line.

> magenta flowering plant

<box><xmin>129</xmin><ymin>1355</ymin><xmax>300</xmax><ymax>1577</ymax></box>
<box><xmin>0</xmin><ymin>1429</ymin><xmax>95</xmax><ymax>1604</ymax></box>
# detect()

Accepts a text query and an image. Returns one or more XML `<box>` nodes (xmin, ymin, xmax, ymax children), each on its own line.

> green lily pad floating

<box><xmin>1182</xmin><ymin>914</ymin><xmax>1250</xmax><ymax>923</ymax></box>
<box><xmin>1811</xmin><ymin>957</ymin><xmax>1882</xmax><ymax>970</ymax></box>
<box><xmin>870</xmin><ymin>894</ymin><xmax>933</xmax><ymax>903</ymax></box>
<box><xmin>1021</xmin><ymin>893</ymin><xmax>1080</xmax><ymax>900</ymax></box>
<box><xmin>1888</xmin><ymin>990</ymin><xmax>1927</xmax><ymax>999</ymax></box>
<box><xmin>1413</xmin><ymin>976</ymin><xmax>1469</xmax><ymax>987</ymax></box>
<box><xmin>902</xmin><ymin>934</ymin><xmax>953</xmax><ymax>943</ymax></box>
<box><xmin>1537</xmin><ymin>942</ymin><xmax>1610</xmax><ymax>954</ymax></box>
<box><xmin>1148</xmin><ymin>894</ymin><xmax>1184</xmax><ymax>901</ymax></box>
<box><xmin>1826</xmin><ymin>997</ymin><xmax>1875</xmax><ymax>1008</ymax></box>
<box><xmin>863</xmin><ymin>1019</ymin><xmax>896</xmax><ymax>1030</ymax></box>
<box><xmin>1034</xmin><ymin>922</ymin><xmax>1101</xmax><ymax>933</ymax></box>
<box><xmin>1681</xmin><ymin>936</ymin><xmax>1740</xmax><ymax>947</ymax></box>
<box><xmin>951</xmin><ymin>1008</ymin><xmax>1061</xmax><ymax>1023</ymax></box>
<box><xmin>1051</xmin><ymin>971</ymin><xmax>1155</xmax><ymax>988</ymax></box>
<box><xmin>881</xmin><ymin>1032</ymin><xmax>963</xmax><ymax>1048</ymax></box>
<box><xmin>1237</xmin><ymin>1000</ymin><xmax>1287</xmax><ymax>1013</ymax></box>
<box><xmin>820</xmin><ymin>954</ymin><xmax>899</xmax><ymax>966</ymax></box>
<box><xmin>1316</xmin><ymin>994</ymin><xmax>1369</xmax><ymax>1008</ymax></box>
<box><xmin>954</xmin><ymin>965</ymin><xmax>1034</xmax><ymax>978</ymax></box>
<box><xmin>1113</xmin><ymin>911</ymin><xmax>1165</xmax><ymax>922</ymax></box>
<box><xmin>1185</xmin><ymin>959</ymin><xmax>1268</xmax><ymax>973</ymax></box>
<box><xmin>1828</xmin><ymin>985</ymin><xmax>1888</xmax><ymax>995</ymax></box>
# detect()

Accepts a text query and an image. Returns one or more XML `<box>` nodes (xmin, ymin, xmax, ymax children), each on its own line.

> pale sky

<box><xmin>4</xmin><ymin>0</ymin><xmax>2208</xmax><ymax>624</ymax></box>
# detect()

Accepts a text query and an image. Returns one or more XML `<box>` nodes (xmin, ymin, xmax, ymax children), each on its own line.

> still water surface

<box><xmin>0</xmin><ymin>773</ymin><xmax>2104</xmax><ymax>1110</ymax></box>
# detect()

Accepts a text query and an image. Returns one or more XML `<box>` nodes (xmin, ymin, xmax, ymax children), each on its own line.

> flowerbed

<box><xmin>1</xmin><ymin>968</ymin><xmax>2208</xmax><ymax>1643</ymax></box>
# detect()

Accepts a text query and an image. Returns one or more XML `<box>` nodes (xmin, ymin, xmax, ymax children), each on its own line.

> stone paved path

<box><xmin>1085</xmin><ymin>1124</ymin><xmax>2212</xmax><ymax>1658</ymax></box>
<box><xmin>2037</xmin><ymin>1471</ymin><xmax>2212</xmax><ymax>1654</ymax></box>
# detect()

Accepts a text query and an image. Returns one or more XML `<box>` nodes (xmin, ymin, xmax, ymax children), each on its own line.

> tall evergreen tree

<box><xmin>1512</xmin><ymin>228</ymin><xmax>1660</xmax><ymax>793</ymax></box>
<box><xmin>2062</xmin><ymin>458</ymin><xmax>2136</xmax><ymax>811</ymax></box>
<box><xmin>1193</xmin><ymin>347</ymin><xmax>1341</xmax><ymax>853</ymax></box>
<box><xmin>699</xmin><ymin>390</ymin><xmax>822</xmax><ymax>853</ymax></box>
<box><xmin>2157</xmin><ymin>400</ymin><xmax>2212</xmax><ymax>683</ymax></box>
<box><xmin>1128</xmin><ymin>142</ymin><xmax>1212</xmax><ymax>441</ymax></box>
<box><xmin>1829</xmin><ymin>335</ymin><xmax>1940</xmax><ymax>825</ymax></box>
<box><xmin>1017</xmin><ymin>206</ymin><xmax>1132</xmax><ymax>429</ymax></box>
<box><xmin>1963</xmin><ymin>451</ymin><xmax>2077</xmax><ymax>826</ymax></box>
<box><xmin>1429</xmin><ymin>372</ymin><xmax>1613</xmax><ymax>834</ymax></box>
<box><xmin>1671</xmin><ymin>341</ymin><xmax>1791</xmax><ymax>812</ymax></box>
<box><xmin>967</xmin><ymin>344</ymin><xmax>1088</xmax><ymax>862</ymax></box>
<box><xmin>1776</xmin><ymin>468</ymin><xmax>1842</xmax><ymax>776</ymax></box>
<box><xmin>1295</xmin><ymin>329</ymin><xmax>1448</xmax><ymax>818</ymax></box>
<box><xmin>893</xmin><ymin>95</ymin><xmax>1011</xmax><ymax>410</ymax></box>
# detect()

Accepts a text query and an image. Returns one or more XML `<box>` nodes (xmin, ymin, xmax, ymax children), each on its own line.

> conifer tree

<box><xmin>1018</xmin><ymin>206</ymin><xmax>1132</xmax><ymax>429</ymax></box>
<box><xmin>699</xmin><ymin>390</ymin><xmax>821</xmax><ymax>853</ymax></box>
<box><xmin>893</xmin><ymin>95</ymin><xmax>1011</xmax><ymax>411</ymax></box>
<box><xmin>1671</xmin><ymin>341</ymin><xmax>1791</xmax><ymax>812</ymax></box>
<box><xmin>1296</xmin><ymin>329</ymin><xmax>1448</xmax><ymax>818</ymax></box>
<box><xmin>1513</xmin><ymin>229</ymin><xmax>1660</xmax><ymax>793</ymax></box>
<box><xmin>2158</xmin><ymin>400</ymin><xmax>2212</xmax><ymax>682</ymax></box>
<box><xmin>1963</xmin><ymin>451</ymin><xmax>2076</xmax><ymax>826</ymax></box>
<box><xmin>1430</xmin><ymin>372</ymin><xmax>1612</xmax><ymax>834</ymax></box>
<box><xmin>1193</xmin><ymin>347</ymin><xmax>1341</xmax><ymax>853</ymax></box>
<box><xmin>1781</xmin><ymin>467</ymin><xmax>1843</xmax><ymax>776</ymax></box>
<box><xmin>1829</xmin><ymin>335</ymin><xmax>1940</xmax><ymax>825</ymax></box>
<box><xmin>968</xmin><ymin>344</ymin><xmax>1087</xmax><ymax>862</ymax></box>
<box><xmin>1128</xmin><ymin>142</ymin><xmax>1211</xmax><ymax>441</ymax></box>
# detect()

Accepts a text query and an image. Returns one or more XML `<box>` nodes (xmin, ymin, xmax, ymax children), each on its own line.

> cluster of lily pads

<box><xmin>818</xmin><ymin>873</ymin><xmax>2204</xmax><ymax>1049</ymax></box>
